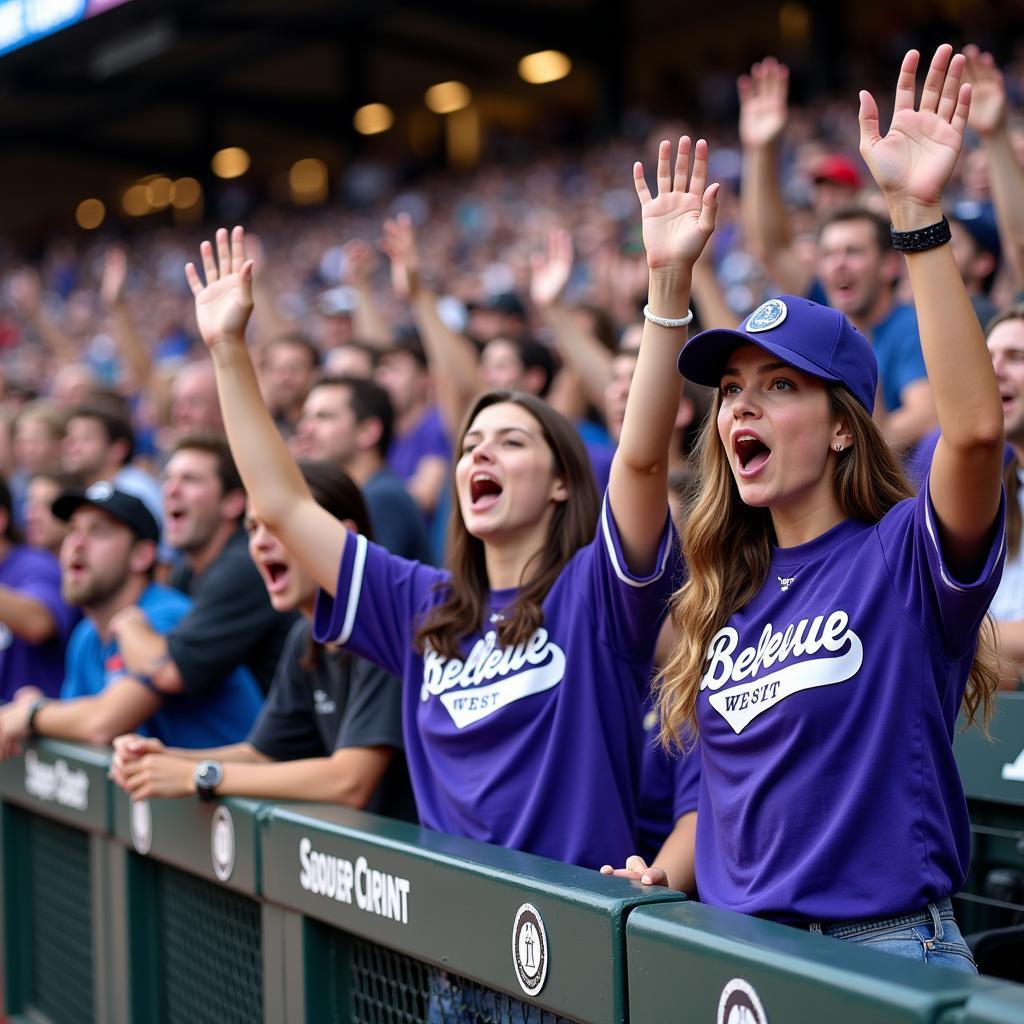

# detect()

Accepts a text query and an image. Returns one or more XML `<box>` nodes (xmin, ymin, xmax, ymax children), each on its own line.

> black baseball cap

<box><xmin>52</xmin><ymin>481</ymin><xmax>160</xmax><ymax>543</ymax></box>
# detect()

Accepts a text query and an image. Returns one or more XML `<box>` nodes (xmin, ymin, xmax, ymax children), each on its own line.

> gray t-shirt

<box><xmin>248</xmin><ymin>618</ymin><xmax>415</xmax><ymax>821</ymax></box>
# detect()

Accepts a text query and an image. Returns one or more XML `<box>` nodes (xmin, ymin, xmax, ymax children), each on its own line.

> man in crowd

<box><xmin>294</xmin><ymin>376</ymin><xmax>432</xmax><ymax>562</ymax></box>
<box><xmin>0</xmin><ymin>483</ymin><xmax>261</xmax><ymax>753</ymax></box>
<box><xmin>109</xmin><ymin>434</ymin><xmax>296</xmax><ymax>696</ymax></box>
<box><xmin>62</xmin><ymin>400</ymin><xmax>164</xmax><ymax>534</ymax></box>
<box><xmin>258</xmin><ymin>334</ymin><xmax>320</xmax><ymax>438</ymax></box>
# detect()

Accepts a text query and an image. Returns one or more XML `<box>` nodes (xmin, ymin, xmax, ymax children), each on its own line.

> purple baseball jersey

<box><xmin>314</xmin><ymin>494</ymin><xmax>680</xmax><ymax>868</ymax></box>
<box><xmin>695</xmin><ymin>481</ymin><xmax>1005</xmax><ymax>922</ymax></box>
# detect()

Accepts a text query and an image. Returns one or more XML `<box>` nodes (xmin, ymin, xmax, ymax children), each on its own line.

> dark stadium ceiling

<box><xmin>0</xmin><ymin>0</ymin><xmax>1012</xmax><ymax>235</ymax></box>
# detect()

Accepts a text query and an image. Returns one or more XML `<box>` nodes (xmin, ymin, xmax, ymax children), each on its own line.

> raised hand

<box><xmin>343</xmin><ymin>239</ymin><xmax>378</xmax><ymax>288</ymax></box>
<box><xmin>963</xmin><ymin>44</ymin><xmax>1007</xmax><ymax>136</ymax></box>
<box><xmin>100</xmin><ymin>245</ymin><xmax>128</xmax><ymax>308</ymax></box>
<box><xmin>859</xmin><ymin>45</ymin><xmax>971</xmax><ymax>226</ymax></box>
<box><xmin>380</xmin><ymin>213</ymin><xmax>422</xmax><ymax>300</ymax></box>
<box><xmin>738</xmin><ymin>57</ymin><xmax>790</xmax><ymax>149</ymax></box>
<box><xmin>185</xmin><ymin>225</ymin><xmax>255</xmax><ymax>347</ymax></box>
<box><xmin>529</xmin><ymin>227</ymin><xmax>574</xmax><ymax>308</ymax></box>
<box><xmin>633</xmin><ymin>137</ymin><xmax>719</xmax><ymax>272</ymax></box>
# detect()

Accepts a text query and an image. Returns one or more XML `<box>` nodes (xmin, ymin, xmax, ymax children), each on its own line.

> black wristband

<box><xmin>890</xmin><ymin>216</ymin><xmax>951</xmax><ymax>253</ymax></box>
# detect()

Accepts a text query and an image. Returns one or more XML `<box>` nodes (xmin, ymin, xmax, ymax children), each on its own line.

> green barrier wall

<box><xmin>1</xmin><ymin>736</ymin><xmax>1022</xmax><ymax>1024</ymax></box>
<box><xmin>954</xmin><ymin>692</ymin><xmax>1024</xmax><ymax>936</ymax></box>
<box><xmin>626</xmin><ymin>901</ymin><xmax>1005</xmax><ymax>1024</ymax></box>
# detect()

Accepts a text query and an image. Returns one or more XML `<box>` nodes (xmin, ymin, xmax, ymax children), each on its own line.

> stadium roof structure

<box><xmin>0</xmin><ymin>0</ymin><xmax>640</xmax><ymax>232</ymax></box>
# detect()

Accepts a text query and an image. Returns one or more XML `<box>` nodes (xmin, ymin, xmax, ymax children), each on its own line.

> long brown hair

<box><xmin>658</xmin><ymin>384</ymin><xmax>999</xmax><ymax>749</ymax></box>
<box><xmin>414</xmin><ymin>391</ymin><xmax>599</xmax><ymax>659</ymax></box>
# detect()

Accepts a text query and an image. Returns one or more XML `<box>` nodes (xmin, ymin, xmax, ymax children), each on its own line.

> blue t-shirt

<box><xmin>805</xmin><ymin>280</ymin><xmax>926</xmax><ymax>415</ymax></box>
<box><xmin>695</xmin><ymin>480</ymin><xmax>1004</xmax><ymax>923</ymax></box>
<box><xmin>870</xmin><ymin>303</ymin><xmax>928</xmax><ymax>414</ymax></box>
<box><xmin>61</xmin><ymin>583</ymin><xmax>262</xmax><ymax>747</ymax></box>
<box><xmin>0</xmin><ymin>546</ymin><xmax>78</xmax><ymax>701</ymax></box>
<box><xmin>314</xmin><ymin>493</ymin><xmax>681</xmax><ymax>869</ymax></box>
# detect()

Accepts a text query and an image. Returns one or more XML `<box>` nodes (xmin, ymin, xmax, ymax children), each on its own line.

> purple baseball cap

<box><xmin>676</xmin><ymin>296</ymin><xmax>878</xmax><ymax>413</ymax></box>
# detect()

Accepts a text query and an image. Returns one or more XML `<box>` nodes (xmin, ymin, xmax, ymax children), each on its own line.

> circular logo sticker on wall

<box><xmin>717</xmin><ymin>978</ymin><xmax>768</xmax><ymax>1024</ymax></box>
<box><xmin>211</xmin><ymin>805</ymin><xmax>235</xmax><ymax>882</ymax></box>
<box><xmin>511</xmin><ymin>902</ymin><xmax>548</xmax><ymax>997</ymax></box>
<box><xmin>130</xmin><ymin>799</ymin><xmax>152</xmax><ymax>855</ymax></box>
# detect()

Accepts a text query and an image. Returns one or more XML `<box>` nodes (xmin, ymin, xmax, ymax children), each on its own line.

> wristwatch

<box><xmin>26</xmin><ymin>697</ymin><xmax>48</xmax><ymax>735</ymax></box>
<box><xmin>194</xmin><ymin>760</ymin><xmax>224</xmax><ymax>800</ymax></box>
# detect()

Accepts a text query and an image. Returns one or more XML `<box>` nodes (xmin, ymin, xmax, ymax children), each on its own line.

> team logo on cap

<box><xmin>745</xmin><ymin>299</ymin><xmax>788</xmax><ymax>333</ymax></box>
<box><xmin>86</xmin><ymin>480</ymin><xmax>115</xmax><ymax>502</ymax></box>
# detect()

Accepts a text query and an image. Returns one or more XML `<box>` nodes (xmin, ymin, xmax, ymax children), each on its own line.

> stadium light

<box><xmin>353</xmin><ymin>103</ymin><xmax>394</xmax><ymax>135</ymax></box>
<box><xmin>211</xmin><ymin>147</ymin><xmax>250</xmax><ymax>179</ymax></box>
<box><xmin>145</xmin><ymin>177</ymin><xmax>173</xmax><ymax>210</ymax></box>
<box><xmin>75</xmin><ymin>199</ymin><xmax>106</xmax><ymax>230</ymax></box>
<box><xmin>424</xmin><ymin>81</ymin><xmax>471</xmax><ymax>115</ymax></box>
<box><xmin>122</xmin><ymin>184</ymin><xmax>150</xmax><ymax>217</ymax></box>
<box><xmin>170</xmin><ymin>178</ymin><xmax>202</xmax><ymax>209</ymax></box>
<box><xmin>518</xmin><ymin>50</ymin><xmax>572</xmax><ymax>85</ymax></box>
<box><xmin>289</xmin><ymin>158</ymin><xmax>328</xmax><ymax>204</ymax></box>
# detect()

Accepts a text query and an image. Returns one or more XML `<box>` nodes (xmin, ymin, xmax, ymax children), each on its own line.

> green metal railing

<box><xmin>0</xmin><ymin>694</ymin><xmax>1020</xmax><ymax>1023</ymax></box>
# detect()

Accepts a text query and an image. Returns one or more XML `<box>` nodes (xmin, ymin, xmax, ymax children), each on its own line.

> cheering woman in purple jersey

<box><xmin>634</xmin><ymin>46</ymin><xmax>1002</xmax><ymax>971</ymax></box>
<box><xmin>182</xmin><ymin>139</ymin><xmax>718</xmax><ymax>871</ymax></box>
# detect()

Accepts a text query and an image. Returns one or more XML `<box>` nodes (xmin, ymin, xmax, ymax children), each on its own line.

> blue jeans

<box><xmin>804</xmin><ymin>897</ymin><xmax>977</xmax><ymax>973</ymax></box>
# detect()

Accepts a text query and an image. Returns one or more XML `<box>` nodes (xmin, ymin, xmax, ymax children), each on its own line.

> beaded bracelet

<box><xmin>643</xmin><ymin>304</ymin><xmax>694</xmax><ymax>328</ymax></box>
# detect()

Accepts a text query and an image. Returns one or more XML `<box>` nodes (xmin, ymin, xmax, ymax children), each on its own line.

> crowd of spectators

<box><xmin>0</xmin><ymin>39</ymin><xmax>1020</xmax><ymax>899</ymax></box>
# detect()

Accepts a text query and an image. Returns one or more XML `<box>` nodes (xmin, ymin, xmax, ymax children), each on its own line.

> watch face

<box><xmin>196</xmin><ymin>761</ymin><xmax>223</xmax><ymax>794</ymax></box>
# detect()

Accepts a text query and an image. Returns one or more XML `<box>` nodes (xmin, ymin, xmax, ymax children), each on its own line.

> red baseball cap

<box><xmin>813</xmin><ymin>154</ymin><xmax>861</xmax><ymax>190</ymax></box>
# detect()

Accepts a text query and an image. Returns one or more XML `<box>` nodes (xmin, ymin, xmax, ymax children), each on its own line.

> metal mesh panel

<box><xmin>25</xmin><ymin>812</ymin><xmax>95</xmax><ymax>1024</ymax></box>
<box><xmin>347</xmin><ymin>935</ymin><xmax>577</xmax><ymax>1024</ymax></box>
<box><xmin>155</xmin><ymin>863</ymin><xmax>263</xmax><ymax>1024</ymax></box>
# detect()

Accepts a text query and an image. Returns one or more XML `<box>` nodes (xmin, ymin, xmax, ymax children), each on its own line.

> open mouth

<box><xmin>470</xmin><ymin>473</ymin><xmax>503</xmax><ymax>507</ymax></box>
<box><xmin>261</xmin><ymin>561</ymin><xmax>290</xmax><ymax>590</ymax></box>
<box><xmin>734</xmin><ymin>434</ymin><xmax>771</xmax><ymax>474</ymax></box>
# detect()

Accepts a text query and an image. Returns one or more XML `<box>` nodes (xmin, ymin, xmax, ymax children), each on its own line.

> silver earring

<box><xmin>834</xmin><ymin>443</ymin><xmax>843</xmax><ymax>452</ymax></box>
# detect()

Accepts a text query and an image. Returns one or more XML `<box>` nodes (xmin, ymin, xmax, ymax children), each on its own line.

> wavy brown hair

<box><xmin>414</xmin><ymin>391</ymin><xmax>599</xmax><ymax>659</ymax></box>
<box><xmin>658</xmin><ymin>385</ymin><xmax>1000</xmax><ymax>750</ymax></box>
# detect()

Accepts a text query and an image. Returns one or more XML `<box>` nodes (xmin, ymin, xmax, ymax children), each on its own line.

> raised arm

<box><xmin>186</xmin><ymin>227</ymin><xmax>346</xmax><ymax>596</ymax></box>
<box><xmin>344</xmin><ymin>239</ymin><xmax>393</xmax><ymax>348</ymax></box>
<box><xmin>381</xmin><ymin>213</ymin><xmax>480</xmax><ymax>436</ymax></box>
<box><xmin>529</xmin><ymin>228</ymin><xmax>612</xmax><ymax>410</ymax></box>
<box><xmin>963</xmin><ymin>45</ymin><xmax>1024</xmax><ymax>291</ymax></box>
<box><xmin>100</xmin><ymin>245</ymin><xmax>154</xmax><ymax>394</ymax></box>
<box><xmin>738</xmin><ymin>58</ymin><xmax>812</xmax><ymax>297</ymax></box>
<box><xmin>860</xmin><ymin>46</ymin><xmax>1003</xmax><ymax>572</ymax></box>
<box><xmin>611</xmin><ymin>137</ymin><xmax>717</xmax><ymax>573</ymax></box>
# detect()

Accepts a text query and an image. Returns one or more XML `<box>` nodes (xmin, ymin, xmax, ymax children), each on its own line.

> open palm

<box><xmin>185</xmin><ymin>226</ymin><xmax>255</xmax><ymax>347</ymax></box>
<box><xmin>859</xmin><ymin>45</ymin><xmax>971</xmax><ymax>212</ymax></box>
<box><xmin>634</xmin><ymin>137</ymin><xmax>718</xmax><ymax>271</ymax></box>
